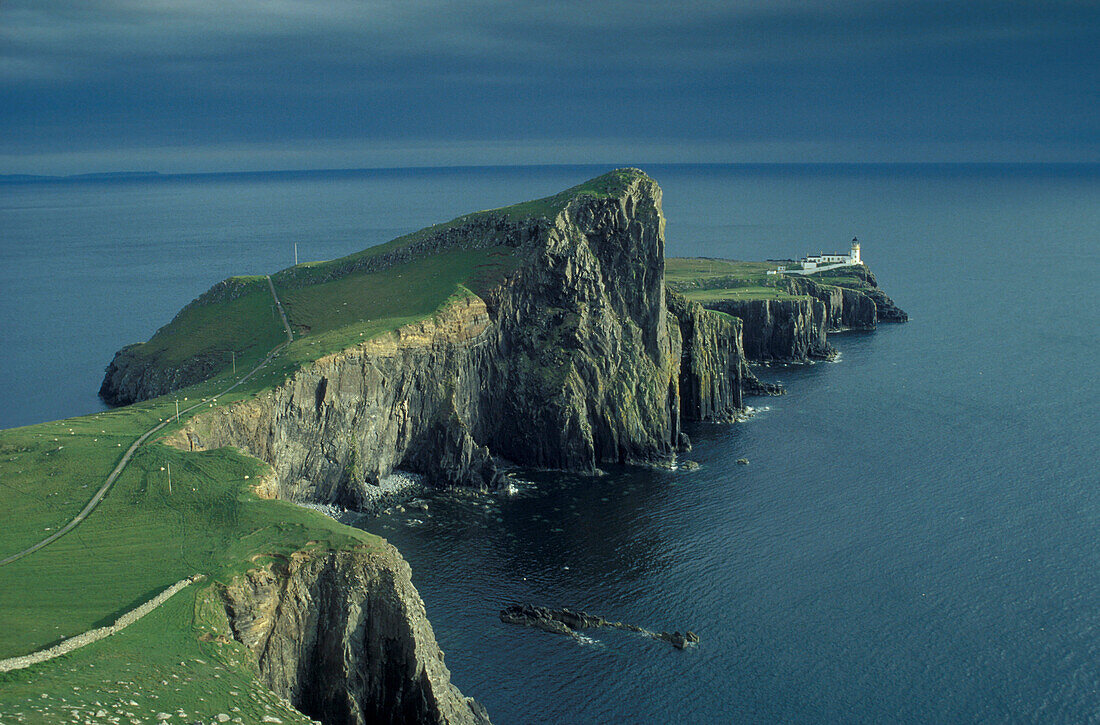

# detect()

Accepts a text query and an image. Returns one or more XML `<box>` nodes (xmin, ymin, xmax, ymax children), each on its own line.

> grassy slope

<box><xmin>1</xmin><ymin>587</ymin><xmax>317</xmax><ymax>724</ymax></box>
<box><xmin>800</xmin><ymin>265</ymin><xmax>872</xmax><ymax>289</ymax></box>
<box><xmin>107</xmin><ymin>169</ymin><xmax>642</xmax><ymax>389</ymax></box>
<box><xmin>119</xmin><ymin>276</ymin><xmax>287</xmax><ymax>371</ymax></box>
<box><xmin>0</xmin><ymin>402</ymin><xmax>378</xmax><ymax>722</ymax></box>
<box><xmin>665</xmin><ymin>257</ymin><xmax>808</xmax><ymax>302</ymax></box>
<box><xmin>278</xmin><ymin>245</ymin><xmax>521</xmax><ymax>365</ymax></box>
<box><xmin>0</xmin><ymin>169</ymin><xmax>649</xmax><ymax>722</ymax></box>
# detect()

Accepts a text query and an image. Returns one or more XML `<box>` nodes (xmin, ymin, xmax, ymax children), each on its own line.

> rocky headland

<box><xmin>96</xmin><ymin>169</ymin><xmax>906</xmax><ymax>724</ymax></box>
<box><xmin>150</xmin><ymin>171</ymin><xmax>763</xmax><ymax>506</ymax></box>
<box><xmin>667</xmin><ymin>261</ymin><xmax>907</xmax><ymax>363</ymax></box>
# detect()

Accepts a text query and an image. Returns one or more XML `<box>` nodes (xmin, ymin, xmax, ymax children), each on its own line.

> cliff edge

<box><xmin>222</xmin><ymin>546</ymin><xmax>489</xmax><ymax>725</ymax></box>
<box><xmin>151</xmin><ymin>169</ymin><xmax>750</xmax><ymax>504</ymax></box>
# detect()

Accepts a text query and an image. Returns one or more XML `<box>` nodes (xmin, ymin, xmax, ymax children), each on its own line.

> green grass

<box><xmin>801</xmin><ymin>265</ymin><xmax>870</xmax><ymax>288</ymax></box>
<box><xmin>0</xmin><ymin>397</ymin><xmax>380</xmax><ymax>720</ymax></box>
<box><xmin>277</xmin><ymin>245</ymin><xmax>521</xmax><ymax>364</ymax></box>
<box><xmin>665</xmin><ymin>257</ymin><xmax>806</xmax><ymax>302</ymax></box>
<box><xmin>0</xmin><ymin>425</ymin><xmax>375</xmax><ymax>659</ymax></box>
<box><xmin>0</xmin><ymin>586</ymin><xmax>314</xmax><ymax>724</ymax></box>
<box><xmin>122</xmin><ymin>276</ymin><xmax>286</xmax><ymax>370</ymax></box>
<box><xmin>664</xmin><ymin>257</ymin><xmax>776</xmax><ymax>285</ymax></box>
<box><xmin>682</xmin><ymin>286</ymin><xmax>807</xmax><ymax>302</ymax></box>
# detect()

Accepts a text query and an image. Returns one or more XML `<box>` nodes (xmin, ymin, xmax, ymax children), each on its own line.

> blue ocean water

<box><xmin>2</xmin><ymin>165</ymin><xmax>1098</xmax><ymax>722</ymax></box>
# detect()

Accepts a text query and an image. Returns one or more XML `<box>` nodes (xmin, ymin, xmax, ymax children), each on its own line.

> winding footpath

<box><xmin>0</xmin><ymin>276</ymin><xmax>294</xmax><ymax>568</ymax></box>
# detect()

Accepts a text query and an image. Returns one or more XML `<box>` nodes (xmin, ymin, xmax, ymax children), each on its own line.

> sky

<box><xmin>1</xmin><ymin>0</ymin><xmax>1098</xmax><ymax>174</ymax></box>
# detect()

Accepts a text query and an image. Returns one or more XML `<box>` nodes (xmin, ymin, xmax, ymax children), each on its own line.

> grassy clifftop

<box><xmin>2</xmin><ymin>169</ymin><xmax>653</xmax><ymax>722</ymax></box>
<box><xmin>666</xmin><ymin>257</ymin><xmax>809</xmax><ymax>302</ymax></box>
<box><xmin>104</xmin><ymin>169</ymin><xmax>649</xmax><ymax>402</ymax></box>
<box><xmin>0</xmin><ymin>395</ymin><xmax>378</xmax><ymax>722</ymax></box>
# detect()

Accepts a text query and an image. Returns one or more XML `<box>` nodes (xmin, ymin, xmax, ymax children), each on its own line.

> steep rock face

<box><xmin>704</xmin><ymin>297</ymin><xmax>833</xmax><ymax>362</ymax></box>
<box><xmin>839</xmin><ymin>286</ymin><xmax>879</xmax><ymax>328</ymax></box>
<box><xmin>666</xmin><ymin>290</ymin><xmax>749</xmax><ymax>421</ymax></box>
<box><xmin>221</xmin><ymin>546</ymin><xmax>489</xmax><ymax>725</ymax></box>
<box><xmin>99</xmin><ymin>344</ymin><xmax>205</xmax><ymax>406</ymax></box>
<box><xmin>778</xmin><ymin>277</ymin><xmax>877</xmax><ymax>331</ymax></box>
<box><xmin>168</xmin><ymin>296</ymin><xmax>499</xmax><ymax>503</ymax></box>
<box><xmin>164</xmin><ymin>171</ymin><xmax>748</xmax><ymax>503</ymax></box>
<box><xmin>829</xmin><ymin>266</ymin><xmax>908</xmax><ymax>322</ymax></box>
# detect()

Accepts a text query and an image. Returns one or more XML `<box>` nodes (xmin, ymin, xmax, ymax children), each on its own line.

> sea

<box><xmin>1</xmin><ymin>164</ymin><xmax>1098</xmax><ymax>723</ymax></box>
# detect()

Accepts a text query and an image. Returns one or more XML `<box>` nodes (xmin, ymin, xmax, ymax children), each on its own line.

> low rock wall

<box><xmin>0</xmin><ymin>575</ymin><xmax>200</xmax><ymax>673</ymax></box>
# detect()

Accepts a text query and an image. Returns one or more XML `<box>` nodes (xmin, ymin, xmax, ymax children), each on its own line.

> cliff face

<box><xmin>783</xmin><ymin>278</ymin><xmax>877</xmax><ymax>331</ymax></box>
<box><xmin>163</xmin><ymin>171</ymin><xmax>748</xmax><ymax>504</ymax></box>
<box><xmin>221</xmin><ymin>546</ymin><xmax>489</xmax><ymax>725</ymax></box>
<box><xmin>667</xmin><ymin>291</ymin><xmax>751</xmax><ymax>421</ymax></box>
<box><xmin>703</xmin><ymin>297</ymin><xmax>833</xmax><ymax>362</ymax></box>
<box><xmin>683</xmin><ymin>265</ymin><xmax>906</xmax><ymax>363</ymax></box>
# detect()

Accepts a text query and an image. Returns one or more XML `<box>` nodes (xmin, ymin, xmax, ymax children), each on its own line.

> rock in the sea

<box><xmin>655</xmin><ymin>631</ymin><xmax>701</xmax><ymax>649</ymax></box>
<box><xmin>736</xmin><ymin>458</ymin><xmax>749</xmax><ymax>465</ymax></box>
<box><xmin>499</xmin><ymin>604</ymin><xmax>698</xmax><ymax>650</ymax></box>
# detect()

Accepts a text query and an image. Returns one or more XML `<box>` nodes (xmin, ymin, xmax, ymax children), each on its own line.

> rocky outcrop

<box><xmin>100</xmin><ymin>343</ymin><xmax>215</xmax><ymax>406</ymax></box>
<box><xmin>163</xmin><ymin>170</ymin><xmax>753</xmax><ymax>505</ymax></box>
<box><xmin>499</xmin><ymin>603</ymin><xmax>699</xmax><ymax>650</ymax></box>
<box><xmin>703</xmin><ymin>297</ymin><xmax>833</xmax><ymax>362</ymax></box>
<box><xmin>221</xmin><ymin>546</ymin><xmax>489</xmax><ymax>725</ymax></box>
<box><xmin>782</xmin><ymin>278</ymin><xmax>877</xmax><ymax>330</ymax></box>
<box><xmin>808</xmin><ymin>265</ymin><xmax>908</xmax><ymax>323</ymax></box>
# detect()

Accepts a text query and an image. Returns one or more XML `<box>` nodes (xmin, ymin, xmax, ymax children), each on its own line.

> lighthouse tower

<box><xmin>850</xmin><ymin>237</ymin><xmax>861</xmax><ymax>264</ymax></box>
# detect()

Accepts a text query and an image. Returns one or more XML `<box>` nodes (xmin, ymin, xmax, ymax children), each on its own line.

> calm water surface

<box><xmin>2</xmin><ymin>165</ymin><xmax>1098</xmax><ymax>722</ymax></box>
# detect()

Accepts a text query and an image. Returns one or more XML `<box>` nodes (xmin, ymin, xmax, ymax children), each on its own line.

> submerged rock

<box><xmin>499</xmin><ymin>604</ymin><xmax>699</xmax><ymax>650</ymax></box>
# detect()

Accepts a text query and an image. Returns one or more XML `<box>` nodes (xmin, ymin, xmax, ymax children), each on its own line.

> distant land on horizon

<box><xmin>3</xmin><ymin>162</ymin><xmax>1100</xmax><ymax>185</ymax></box>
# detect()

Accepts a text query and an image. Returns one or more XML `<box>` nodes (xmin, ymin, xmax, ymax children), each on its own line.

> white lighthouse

<box><xmin>850</xmin><ymin>237</ymin><xmax>861</xmax><ymax>264</ymax></box>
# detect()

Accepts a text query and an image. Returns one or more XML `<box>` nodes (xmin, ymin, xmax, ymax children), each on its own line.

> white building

<box><xmin>799</xmin><ymin>238</ymin><xmax>861</xmax><ymax>269</ymax></box>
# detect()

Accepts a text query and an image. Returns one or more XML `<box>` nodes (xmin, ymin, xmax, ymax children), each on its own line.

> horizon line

<box><xmin>4</xmin><ymin>160</ymin><xmax>1100</xmax><ymax>183</ymax></box>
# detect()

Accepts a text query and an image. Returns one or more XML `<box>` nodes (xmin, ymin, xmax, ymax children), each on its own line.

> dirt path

<box><xmin>0</xmin><ymin>277</ymin><xmax>293</xmax><ymax>567</ymax></box>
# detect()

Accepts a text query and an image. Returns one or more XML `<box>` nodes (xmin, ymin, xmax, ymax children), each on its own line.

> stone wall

<box><xmin>0</xmin><ymin>575</ymin><xmax>200</xmax><ymax>673</ymax></box>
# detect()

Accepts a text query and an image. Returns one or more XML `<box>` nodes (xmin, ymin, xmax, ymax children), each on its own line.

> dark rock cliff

<box><xmin>685</xmin><ymin>266</ymin><xmax>906</xmax><ymax>363</ymax></box>
<box><xmin>667</xmin><ymin>290</ymin><xmax>754</xmax><ymax>420</ymax></box>
<box><xmin>163</xmin><ymin>170</ymin><xmax>750</xmax><ymax>504</ymax></box>
<box><xmin>221</xmin><ymin>546</ymin><xmax>489</xmax><ymax>725</ymax></box>
<box><xmin>702</xmin><ymin>297</ymin><xmax>833</xmax><ymax>362</ymax></box>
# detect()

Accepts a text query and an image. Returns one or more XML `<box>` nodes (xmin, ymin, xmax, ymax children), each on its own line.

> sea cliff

<box><xmin>96</xmin><ymin>169</ymin><xmax>904</xmax><ymax>724</ymax></box>
<box><xmin>156</xmin><ymin>171</ymin><xmax>755</xmax><ymax>505</ymax></box>
<box><xmin>666</xmin><ymin>260</ymin><xmax>907</xmax><ymax>363</ymax></box>
<box><xmin>221</xmin><ymin>546</ymin><xmax>489</xmax><ymax>725</ymax></box>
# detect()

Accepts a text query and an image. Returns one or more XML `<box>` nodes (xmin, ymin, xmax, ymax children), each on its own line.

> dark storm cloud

<box><xmin>2</xmin><ymin>0</ymin><xmax>1098</xmax><ymax>172</ymax></box>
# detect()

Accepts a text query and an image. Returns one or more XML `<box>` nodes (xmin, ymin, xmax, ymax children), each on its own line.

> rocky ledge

<box><xmin>686</xmin><ymin>266</ymin><xmax>906</xmax><ymax>363</ymax></box>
